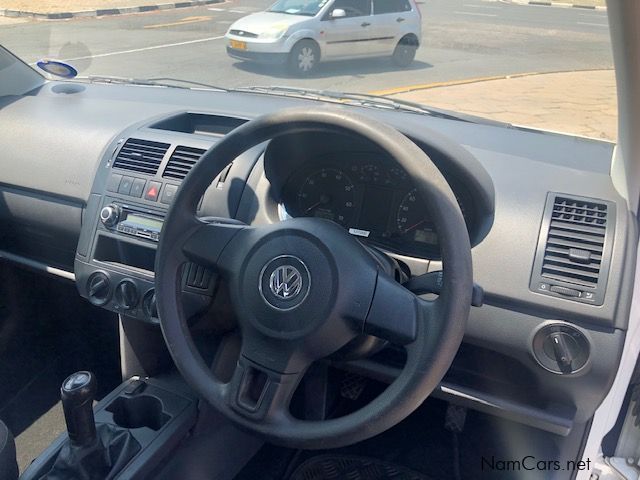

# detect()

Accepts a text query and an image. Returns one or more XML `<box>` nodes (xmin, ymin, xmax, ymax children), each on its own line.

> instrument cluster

<box><xmin>278</xmin><ymin>153</ymin><xmax>474</xmax><ymax>259</ymax></box>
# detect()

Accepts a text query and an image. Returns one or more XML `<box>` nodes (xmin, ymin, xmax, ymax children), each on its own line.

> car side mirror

<box><xmin>330</xmin><ymin>8</ymin><xmax>347</xmax><ymax>19</ymax></box>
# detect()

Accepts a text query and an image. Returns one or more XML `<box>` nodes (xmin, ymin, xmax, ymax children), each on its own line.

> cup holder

<box><xmin>106</xmin><ymin>395</ymin><xmax>170</xmax><ymax>431</ymax></box>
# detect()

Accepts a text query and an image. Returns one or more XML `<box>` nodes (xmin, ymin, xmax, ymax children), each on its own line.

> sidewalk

<box><xmin>391</xmin><ymin>70</ymin><xmax>617</xmax><ymax>141</ymax></box>
<box><xmin>0</xmin><ymin>0</ymin><xmax>221</xmax><ymax>18</ymax></box>
<box><xmin>0</xmin><ymin>0</ymin><xmax>160</xmax><ymax>13</ymax></box>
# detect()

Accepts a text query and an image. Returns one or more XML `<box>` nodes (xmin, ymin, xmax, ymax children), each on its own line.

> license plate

<box><xmin>230</xmin><ymin>40</ymin><xmax>247</xmax><ymax>50</ymax></box>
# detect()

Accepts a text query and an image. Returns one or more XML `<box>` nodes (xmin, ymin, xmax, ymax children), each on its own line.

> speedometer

<box><xmin>297</xmin><ymin>168</ymin><xmax>355</xmax><ymax>227</ymax></box>
<box><xmin>397</xmin><ymin>188</ymin><xmax>467</xmax><ymax>246</ymax></box>
<box><xmin>396</xmin><ymin>189</ymin><xmax>438</xmax><ymax>245</ymax></box>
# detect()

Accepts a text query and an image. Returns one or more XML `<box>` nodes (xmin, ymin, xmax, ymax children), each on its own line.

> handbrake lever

<box><xmin>403</xmin><ymin>270</ymin><xmax>484</xmax><ymax>307</ymax></box>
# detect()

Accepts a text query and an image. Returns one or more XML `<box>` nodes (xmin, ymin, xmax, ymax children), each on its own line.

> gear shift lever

<box><xmin>60</xmin><ymin>371</ymin><xmax>97</xmax><ymax>447</ymax></box>
<box><xmin>21</xmin><ymin>371</ymin><xmax>141</xmax><ymax>480</ymax></box>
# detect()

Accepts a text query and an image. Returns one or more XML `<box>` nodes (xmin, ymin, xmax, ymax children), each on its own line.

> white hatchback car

<box><xmin>225</xmin><ymin>0</ymin><xmax>422</xmax><ymax>75</ymax></box>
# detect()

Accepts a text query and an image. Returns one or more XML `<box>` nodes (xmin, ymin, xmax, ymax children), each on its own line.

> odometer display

<box><xmin>297</xmin><ymin>168</ymin><xmax>355</xmax><ymax>227</ymax></box>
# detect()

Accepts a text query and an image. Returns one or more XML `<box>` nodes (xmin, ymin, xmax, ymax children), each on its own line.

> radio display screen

<box><xmin>126</xmin><ymin>213</ymin><xmax>163</xmax><ymax>231</ymax></box>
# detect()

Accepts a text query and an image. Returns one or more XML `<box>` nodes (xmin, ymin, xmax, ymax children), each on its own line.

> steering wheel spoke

<box><xmin>363</xmin><ymin>272</ymin><xmax>437</xmax><ymax>345</ymax></box>
<box><xmin>226</xmin><ymin>344</ymin><xmax>309</xmax><ymax>423</ymax></box>
<box><xmin>181</xmin><ymin>218</ymin><xmax>248</xmax><ymax>272</ymax></box>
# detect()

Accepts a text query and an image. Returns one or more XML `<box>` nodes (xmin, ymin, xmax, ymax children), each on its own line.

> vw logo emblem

<box><xmin>259</xmin><ymin>255</ymin><xmax>311</xmax><ymax>311</ymax></box>
<box><xmin>269</xmin><ymin>265</ymin><xmax>303</xmax><ymax>299</ymax></box>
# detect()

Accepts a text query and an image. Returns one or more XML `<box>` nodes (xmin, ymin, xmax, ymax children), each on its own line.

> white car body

<box><xmin>225</xmin><ymin>0</ymin><xmax>422</xmax><ymax>68</ymax></box>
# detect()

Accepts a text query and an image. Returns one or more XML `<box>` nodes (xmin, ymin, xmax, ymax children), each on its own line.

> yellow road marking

<box><xmin>368</xmin><ymin>69</ymin><xmax>615</xmax><ymax>96</ymax></box>
<box><xmin>368</xmin><ymin>74</ymin><xmax>532</xmax><ymax>96</ymax></box>
<box><xmin>144</xmin><ymin>16</ymin><xmax>212</xmax><ymax>29</ymax></box>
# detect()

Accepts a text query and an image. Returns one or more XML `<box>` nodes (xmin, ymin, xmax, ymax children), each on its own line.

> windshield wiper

<box><xmin>78</xmin><ymin>75</ymin><xmax>229</xmax><ymax>91</ymax></box>
<box><xmin>236</xmin><ymin>85</ymin><xmax>511</xmax><ymax>126</ymax></box>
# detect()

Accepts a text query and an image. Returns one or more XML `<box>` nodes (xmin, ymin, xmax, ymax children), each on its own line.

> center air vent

<box><xmin>163</xmin><ymin>145</ymin><xmax>206</xmax><ymax>181</ymax></box>
<box><xmin>113</xmin><ymin>138</ymin><xmax>169</xmax><ymax>175</ymax></box>
<box><xmin>530</xmin><ymin>193</ymin><xmax>615</xmax><ymax>306</ymax></box>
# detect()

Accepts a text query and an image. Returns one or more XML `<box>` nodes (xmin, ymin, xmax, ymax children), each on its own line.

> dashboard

<box><xmin>276</xmin><ymin>153</ymin><xmax>474</xmax><ymax>259</ymax></box>
<box><xmin>0</xmin><ymin>77</ymin><xmax>635</xmax><ymax>449</ymax></box>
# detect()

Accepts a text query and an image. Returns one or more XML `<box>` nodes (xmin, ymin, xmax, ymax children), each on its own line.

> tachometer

<box><xmin>297</xmin><ymin>168</ymin><xmax>356</xmax><ymax>227</ymax></box>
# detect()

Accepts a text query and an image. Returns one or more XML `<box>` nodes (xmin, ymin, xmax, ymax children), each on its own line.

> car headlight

<box><xmin>259</xmin><ymin>26</ymin><xmax>288</xmax><ymax>40</ymax></box>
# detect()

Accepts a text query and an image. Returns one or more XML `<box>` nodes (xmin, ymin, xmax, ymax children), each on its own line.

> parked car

<box><xmin>225</xmin><ymin>0</ymin><xmax>422</xmax><ymax>75</ymax></box>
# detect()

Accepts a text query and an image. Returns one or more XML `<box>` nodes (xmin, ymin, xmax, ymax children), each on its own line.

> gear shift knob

<box><xmin>60</xmin><ymin>371</ymin><xmax>97</xmax><ymax>447</ymax></box>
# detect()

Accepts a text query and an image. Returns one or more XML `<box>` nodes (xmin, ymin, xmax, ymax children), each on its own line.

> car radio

<box><xmin>99</xmin><ymin>203</ymin><xmax>164</xmax><ymax>242</ymax></box>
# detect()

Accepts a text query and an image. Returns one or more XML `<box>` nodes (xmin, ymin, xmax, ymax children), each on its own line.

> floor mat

<box><xmin>290</xmin><ymin>455</ymin><xmax>432</xmax><ymax>480</ymax></box>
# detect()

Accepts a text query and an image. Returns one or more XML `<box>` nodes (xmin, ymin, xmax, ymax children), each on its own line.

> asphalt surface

<box><xmin>0</xmin><ymin>0</ymin><xmax>613</xmax><ymax>93</ymax></box>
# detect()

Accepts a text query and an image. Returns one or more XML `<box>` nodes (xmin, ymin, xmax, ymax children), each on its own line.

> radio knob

<box><xmin>100</xmin><ymin>204</ymin><xmax>120</xmax><ymax>227</ymax></box>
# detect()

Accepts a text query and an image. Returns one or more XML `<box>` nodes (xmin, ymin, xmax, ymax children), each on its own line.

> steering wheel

<box><xmin>155</xmin><ymin>108</ymin><xmax>472</xmax><ymax>449</ymax></box>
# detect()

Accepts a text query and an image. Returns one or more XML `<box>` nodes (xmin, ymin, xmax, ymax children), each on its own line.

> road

<box><xmin>0</xmin><ymin>0</ymin><xmax>613</xmax><ymax>93</ymax></box>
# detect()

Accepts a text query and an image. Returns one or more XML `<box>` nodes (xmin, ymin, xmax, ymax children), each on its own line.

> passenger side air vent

<box><xmin>163</xmin><ymin>145</ymin><xmax>206</xmax><ymax>181</ymax></box>
<box><xmin>530</xmin><ymin>193</ymin><xmax>615</xmax><ymax>306</ymax></box>
<box><xmin>113</xmin><ymin>138</ymin><xmax>169</xmax><ymax>175</ymax></box>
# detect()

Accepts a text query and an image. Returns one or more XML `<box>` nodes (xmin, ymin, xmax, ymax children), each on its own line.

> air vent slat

<box><xmin>542</xmin><ymin>258</ymin><xmax>600</xmax><ymax>275</ymax></box>
<box><xmin>547</xmin><ymin>230</ymin><xmax>604</xmax><ymax>247</ymax></box>
<box><xmin>163</xmin><ymin>145</ymin><xmax>207</xmax><ymax>181</ymax></box>
<box><xmin>546</xmin><ymin>238</ymin><xmax>603</xmax><ymax>254</ymax></box>
<box><xmin>545</xmin><ymin>247</ymin><xmax>602</xmax><ymax>262</ymax></box>
<box><xmin>113</xmin><ymin>138</ymin><xmax>169</xmax><ymax>175</ymax></box>
<box><xmin>120</xmin><ymin>144</ymin><xmax>167</xmax><ymax>155</ymax></box>
<box><xmin>549</xmin><ymin>220</ymin><xmax>605</xmax><ymax>236</ymax></box>
<box><xmin>539</xmin><ymin>271</ymin><xmax>597</xmax><ymax>288</ymax></box>
<box><xmin>543</xmin><ymin>252</ymin><xmax>601</xmax><ymax>268</ymax></box>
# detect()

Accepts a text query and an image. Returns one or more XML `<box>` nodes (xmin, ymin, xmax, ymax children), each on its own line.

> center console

<box><xmin>20</xmin><ymin>373</ymin><xmax>198</xmax><ymax>480</ymax></box>
<box><xmin>74</xmin><ymin>112</ymin><xmax>259</xmax><ymax>323</ymax></box>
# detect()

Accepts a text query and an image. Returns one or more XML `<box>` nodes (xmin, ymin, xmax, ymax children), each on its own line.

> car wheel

<box><xmin>392</xmin><ymin>39</ymin><xmax>417</xmax><ymax>68</ymax></box>
<box><xmin>289</xmin><ymin>40</ymin><xmax>319</xmax><ymax>76</ymax></box>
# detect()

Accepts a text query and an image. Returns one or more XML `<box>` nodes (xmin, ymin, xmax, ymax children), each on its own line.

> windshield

<box><xmin>268</xmin><ymin>0</ymin><xmax>326</xmax><ymax>16</ymax></box>
<box><xmin>0</xmin><ymin>0</ymin><xmax>614</xmax><ymax>139</ymax></box>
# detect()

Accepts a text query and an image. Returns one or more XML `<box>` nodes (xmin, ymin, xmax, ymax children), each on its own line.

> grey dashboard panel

<box><xmin>0</xmin><ymin>79</ymin><xmax>630</xmax><ymax>326</ymax></box>
<box><xmin>0</xmin><ymin>79</ymin><xmax>635</xmax><ymax>437</ymax></box>
<box><xmin>0</xmin><ymin>80</ymin><xmax>629</xmax><ymax>323</ymax></box>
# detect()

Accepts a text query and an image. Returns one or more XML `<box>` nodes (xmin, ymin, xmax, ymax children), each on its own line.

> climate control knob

<box><xmin>100</xmin><ymin>204</ymin><xmax>120</xmax><ymax>227</ymax></box>
<box><xmin>86</xmin><ymin>272</ymin><xmax>110</xmax><ymax>306</ymax></box>
<box><xmin>142</xmin><ymin>289</ymin><xmax>158</xmax><ymax>322</ymax></box>
<box><xmin>114</xmin><ymin>280</ymin><xmax>139</xmax><ymax>310</ymax></box>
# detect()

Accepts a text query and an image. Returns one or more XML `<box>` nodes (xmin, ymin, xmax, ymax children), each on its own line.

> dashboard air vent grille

<box><xmin>113</xmin><ymin>138</ymin><xmax>169</xmax><ymax>175</ymax></box>
<box><xmin>541</xmin><ymin>197</ymin><xmax>607</xmax><ymax>288</ymax></box>
<box><xmin>163</xmin><ymin>145</ymin><xmax>206</xmax><ymax>181</ymax></box>
<box><xmin>530</xmin><ymin>193</ymin><xmax>615</xmax><ymax>306</ymax></box>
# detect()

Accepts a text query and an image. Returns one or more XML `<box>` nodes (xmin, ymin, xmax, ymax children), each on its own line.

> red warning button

<box><xmin>144</xmin><ymin>181</ymin><xmax>162</xmax><ymax>202</ymax></box>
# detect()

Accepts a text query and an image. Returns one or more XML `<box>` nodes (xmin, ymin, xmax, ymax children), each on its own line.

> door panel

<box><xmin>321</xmin><ymin>0</ymin><xmax>372</xmax><ymax>59</ymax></box>
<box><xmin>371</xmin><ymin>0</ymin><xmax>413</xmax><ymax>54</ymax></box>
